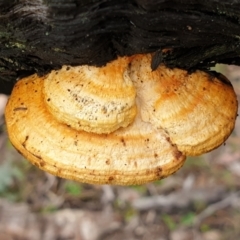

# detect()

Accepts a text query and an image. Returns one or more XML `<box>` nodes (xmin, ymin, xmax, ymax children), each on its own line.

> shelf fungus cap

<box><xmin>130</xmin><ymin>54</ymin><xmax>238</xmax><ymax>156</ymax></box>
<box><xmin>4</xmin><ymin>53</ymin><xmax>238</xmax><ymax>185</ymax></box>
<box><xmin>43</xmin><ymin>56</ymin><xmax>137</xmax><ymax>134</ymax></box>
<box><xmin>5</xmin><ymin>74</ymin><xmax>186</xmax><ymax>185</ymax></box>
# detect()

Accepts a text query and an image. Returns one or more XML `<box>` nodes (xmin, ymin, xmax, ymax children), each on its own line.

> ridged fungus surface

<box><xmin>5</xmin><ymin>54</ymin><xmax>238</xmax><ymax>185</ymax></box>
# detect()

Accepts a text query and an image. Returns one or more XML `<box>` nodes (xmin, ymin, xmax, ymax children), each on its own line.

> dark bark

<box><xmin>1</xmin><ymin>0</ymin><xmax>240</xmax><ymax>94</ymax></box>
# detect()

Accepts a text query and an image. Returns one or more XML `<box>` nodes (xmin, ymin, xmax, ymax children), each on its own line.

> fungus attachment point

<box><xmin>5</xmin><ymin>54</ymin><xmax>238</xmax><ymax>185</ymax></box>
<box><xmin>44</xmin><ymin>56</ymin><xmax>137</xmax><ymax>134</ymax></box>
<box><xmin>130</xmin><ymin>54</ymin><xmax>238</xmax><ymax>156</ymax></box>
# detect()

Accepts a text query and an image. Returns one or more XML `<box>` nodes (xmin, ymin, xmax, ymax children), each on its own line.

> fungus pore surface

<box><xmin>5</xmin><ymin>54</ymin><xmax>238</xmax><ymax>185</ymax></box>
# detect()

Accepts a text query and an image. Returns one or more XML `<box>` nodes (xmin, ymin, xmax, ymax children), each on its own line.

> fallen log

<box><xmin>1</xmin><ymin>0</ymin><xmax>240</xmax><ymax>94</ymax></box>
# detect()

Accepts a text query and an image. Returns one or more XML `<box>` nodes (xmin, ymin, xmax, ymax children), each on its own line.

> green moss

<box><xmin>64</xmin><ymin>181</ymin><xmax>83</xmax><ymax>196</ymax></box>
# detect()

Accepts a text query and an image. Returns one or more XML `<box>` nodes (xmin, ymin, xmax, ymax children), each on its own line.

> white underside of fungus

<box><xmin>5</xmin><ymin>54</ymin><xmax>238</xmax><ymax>185</ymax></box>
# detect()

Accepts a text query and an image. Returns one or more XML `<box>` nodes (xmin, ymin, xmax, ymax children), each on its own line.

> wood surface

<box><xmin>1</xmin><ymin>0</ymin><xmax>240</xmax><ymax>93</ymax></box>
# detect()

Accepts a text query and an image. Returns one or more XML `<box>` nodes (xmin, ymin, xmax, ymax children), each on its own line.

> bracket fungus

<box><xmin>129</xmin><ymin>55</ymin><xmax>238</xmax><ymax>156</ymax></box>
<box><xmin>5</xmin><ymin>54</ymin><xmax>238</xmax><ymax>185</ymax></box>
<box><xmin>43</xmin><ymin>57</ymin><xmax>137</xmax><ymax>134</ymax></box>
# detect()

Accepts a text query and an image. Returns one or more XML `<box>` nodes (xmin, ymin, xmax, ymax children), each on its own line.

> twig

<box><xmin>131</xmin><ymin>187</ymin><xmax>225</xmax><ymax>211</ymax></box>
<box><xmin>192</xmin><ymin>191</ymin><xmax>240</xmax><ymax>227</ymax></box>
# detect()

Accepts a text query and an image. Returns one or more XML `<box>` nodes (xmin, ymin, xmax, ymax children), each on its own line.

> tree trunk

<box><xmin>1</xmin><ymin>0</ymin><xmax>240</xmax><ymax>94</ymax></box>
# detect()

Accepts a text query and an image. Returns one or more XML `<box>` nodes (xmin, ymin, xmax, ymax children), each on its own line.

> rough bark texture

<box><xmin>1</xmin><ymin>0</ymin><xmax>240</xmax><ymax>94</ymax></box>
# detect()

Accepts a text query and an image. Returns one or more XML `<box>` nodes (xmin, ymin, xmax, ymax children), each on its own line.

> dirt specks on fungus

<box><xmin>121</xmin><ymin>137</ymin><xmax>126</xmax><ymax>146</ymax></box>
<box><xmin>155</xmin><ymin>167</ymin><xmax>162</xmax><ymax>177</ymax></box>
<box><xmin>13</xmin><ymin>107</ymin><xmax>28</xmax><ymax>111</ymax></box>
<box><xmin>108</xmin><ymin>176</ymin><xmax>114</xmax><ymax>182</ymax></box>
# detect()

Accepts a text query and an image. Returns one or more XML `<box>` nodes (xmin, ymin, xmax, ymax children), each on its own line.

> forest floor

<box><xmin>0</xmin><ymin>64</ymin><xmax>240</xmax><ymax>240</ymax></box>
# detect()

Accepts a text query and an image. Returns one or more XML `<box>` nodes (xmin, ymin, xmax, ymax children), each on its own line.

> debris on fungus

<box><xmin>5</xmin><ymin>54</ymin><xmax>238</xmax><ymax>185</ymax></box>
